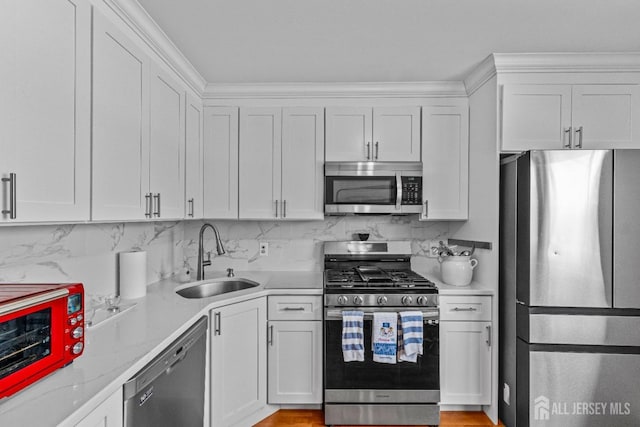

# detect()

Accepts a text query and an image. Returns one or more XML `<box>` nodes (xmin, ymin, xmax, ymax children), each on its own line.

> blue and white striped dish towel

<box><xmin>398</xmin><ymin>311</ymin><xmax>423</xmax><ymax>363</ymax></box>
<box><xmin>372</xmin><ymin>312</ymin><xmax>397</xmax><ymax>364</ymax></box>
<box><xmin>342</xmin><ymin>311</ymin><xmax>364</xmax><ymax>362</ymax></box>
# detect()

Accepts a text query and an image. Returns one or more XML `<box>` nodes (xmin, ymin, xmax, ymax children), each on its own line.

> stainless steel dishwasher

<box><xmin>124</xmin><ymin>316</ymin><xmax>207</xmax><ymax>427</ymax></box>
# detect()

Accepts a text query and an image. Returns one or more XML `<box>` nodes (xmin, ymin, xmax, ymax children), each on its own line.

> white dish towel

<box><xmin>342</xmin><ymin>311</ymin><xmax>364</xmax><ymax>362</ymax></box>
<box><xmin>372</xmin><ymin>312</ymin><xmax>397</xmax><ymax>364</ymax></box>
<box><xmin>398</xmin><ymin>311</ymin><xmax>423</xmax><ymax>363</ymax></box>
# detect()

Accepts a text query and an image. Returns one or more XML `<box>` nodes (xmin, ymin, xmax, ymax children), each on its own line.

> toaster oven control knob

<box><xmin>377</xmin><ymin>296</ymin><xmax>388</xmax><ymax>305</ymax></box>
<box><xmin>353</xmin><ymin>295</ymin><xmax>364</xmax><ymax>305</ymax></box>
<box><xmin>417</xmin><ymin>296</ymin><xmax>429</xmax><ymax>306</ymax></box>
<box><xmin>337</xmin><ymin>295</ymin><xmax>349</xmax><ymax>305</ymax></box>
<box><xmin>71</xmin><ymin>342</ymin><xmax>84</xmax><ymax>355</ymax></box>
<box><xmin>401</xmin><ymin>296</ymin><xmax>413</xmax><ymax>306</ymax></box>
<box><xmin>68</xmin><ymin>317</ymin><xmax>78</xmax><ymax>326</ymax></box>
<box><xmin>71</xmin><ymin>326</ymin><xmax>84</xmax><ymax>339</ymax></box>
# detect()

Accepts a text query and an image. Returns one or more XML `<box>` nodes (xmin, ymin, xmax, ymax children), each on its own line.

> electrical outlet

<box><xmin>426</xmin><ymin>240</ymin><xmax>440</xmax><ymax>258</ymax></box>
<box><xmin>503</xmin><ymin>383</ymin><xmax>511</xmax><ymax>405</ymax></box>
<box><xmin>259</xmin><ymin>242</ymin><xmax>269</xmax><ymax>256</ymax></box>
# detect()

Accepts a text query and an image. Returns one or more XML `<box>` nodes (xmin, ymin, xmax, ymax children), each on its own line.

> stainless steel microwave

<box><xmin>324</xmin><ymin>162</ymin><xmax>423</xmax><ymax>215</ymax></box>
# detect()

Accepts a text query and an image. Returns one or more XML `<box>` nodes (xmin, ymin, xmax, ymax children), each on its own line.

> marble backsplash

<box><xmin>0</xmin><ymin>222</ymin><xmax>183</xmax><ymax>297</ymax></box>
<box><xmin>0</xmin><ymin>216</ymin><xmax>450</xmax><ymax>298</ymax></box>
<box><xmin>182</xmin><ymin>216</ymin><xmax>450</xmax><ymax>277</ymax></box>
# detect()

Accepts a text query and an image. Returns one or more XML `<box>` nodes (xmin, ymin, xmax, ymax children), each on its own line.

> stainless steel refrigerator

<box><xmin>500</xmin><ymin>150</ymin><xmax>640</xmax><ymax>427</ymax></box>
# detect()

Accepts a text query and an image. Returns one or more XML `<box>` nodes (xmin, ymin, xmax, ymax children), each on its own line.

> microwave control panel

<box><xmin>401</xmin><ymin>176</ymin><xmax>422</xmax><ymax>205</ymax></box>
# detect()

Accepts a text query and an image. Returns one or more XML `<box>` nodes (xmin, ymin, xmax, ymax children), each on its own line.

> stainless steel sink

<box><xmin>176</xmin><ymin>278</ymin><xmax>260</xmax><ymax>299</ymax></box>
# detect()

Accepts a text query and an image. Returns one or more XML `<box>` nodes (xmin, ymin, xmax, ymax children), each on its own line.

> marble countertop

<box><xmin>415</xmin><ymin>270</ymin><xmax>495</xmax><ymax>296</ymax></box>
<box><xmin>0</xmin><ymin>271</ymin><xmax>322</xmax><ymax>426</ymax></box>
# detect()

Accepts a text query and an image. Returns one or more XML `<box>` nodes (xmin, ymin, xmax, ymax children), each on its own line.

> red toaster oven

<box><xmin>0</xmin><ymin>283</ymin><xmax>84</xmax><ymax>399</ymax></box>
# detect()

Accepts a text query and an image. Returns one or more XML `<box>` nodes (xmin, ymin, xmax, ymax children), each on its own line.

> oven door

<box><xmin>324</xmin><ymin>308</ymin><xmax>439</xmax><ymax>404</ymax></box>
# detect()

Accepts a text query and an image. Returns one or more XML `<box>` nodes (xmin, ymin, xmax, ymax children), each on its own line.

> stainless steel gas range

<box><xmin>323</xmin><ymin>241</ymin><xmax>440</xmax><ymax>426</ymax></box>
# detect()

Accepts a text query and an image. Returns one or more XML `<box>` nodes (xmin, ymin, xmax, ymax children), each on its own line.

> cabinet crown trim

<box><xmin>465</xmin><ymin>52</ymin><xmax>640</xmax><ymax>95</ymax></box>
<box><xmin>203</xmin><ymin>81</ymin><xmax>468</xmax><ymax>99</ymax></box>
<box><xmin>104</xmin><ymin>0</ymin><xmax>207</xmax><ymax>94</ymax></box>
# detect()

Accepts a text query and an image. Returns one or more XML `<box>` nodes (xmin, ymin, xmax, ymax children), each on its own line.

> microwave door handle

<box><xmin>395</xmin><ymin>173</ymin><xmax>402</xmax><ymax>211</ymax></box>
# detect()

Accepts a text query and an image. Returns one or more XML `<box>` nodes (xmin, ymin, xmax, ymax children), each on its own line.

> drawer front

<box><xmin>268</xmin><ymin>295</ymin><xmax>322</xmax><ymax>320</ymax></box>
<box><xmin>439</xmin><ymin>296</ymin><xmax>492</xmax><ymax>321</ymax></box>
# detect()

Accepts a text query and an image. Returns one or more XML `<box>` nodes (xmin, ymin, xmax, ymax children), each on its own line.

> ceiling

<box><xmin>137</xmin><ymin>0</ymin><xmax>640</xmax><ymax>84</ymax></box>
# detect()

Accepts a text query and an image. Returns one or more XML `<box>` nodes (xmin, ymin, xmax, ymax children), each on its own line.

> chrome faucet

<box><xmin>197</xmin><ymin>223</ymin><xmax>226</xmax><ymax>280</ymax></box>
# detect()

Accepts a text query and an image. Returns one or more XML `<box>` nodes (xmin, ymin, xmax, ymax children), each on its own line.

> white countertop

<box><xmin>415</xmin><ymin>270</ymin><xmax>495</xmax><ymax>296</ymax></box>
<box><xmin>0</xmin><ymin>271</ymin><xmax>322</xmax><ymax>426</ymax></box>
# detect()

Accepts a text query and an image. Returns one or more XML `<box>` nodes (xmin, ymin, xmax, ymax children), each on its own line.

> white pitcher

<box><xmin>439</xmin><ymin>255</ymin><xmax>478</xmax><ymax>287</ymax></box>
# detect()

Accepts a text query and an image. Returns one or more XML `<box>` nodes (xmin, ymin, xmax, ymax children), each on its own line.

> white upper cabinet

<box><xmin>148</xmin><ymin>64</ymin><xmax>186</xmax><ymax>220</ymax></box>
<box><xmin>502</xmin><ymin>83</ymin><xmax>640</xmax><ymax>151</ymax></box>
<box><xmin>0</xmin><ymin>0</ymin><xmax>91</xmax><ymax>223</ymax></box>
<box><xmin>239</xmin><ymin>107</ymin><xmax>324</xmax><ymax>220</ymax></box>
<box><xmin>326</xmin><ymin>107</ymin><xmax>420</xmax><ymax>161</ymax></box>
<box><xmin>420</xmin><ymin>103</ymin><xmax>469</xmax><ymax>221</ymax></box>
<box><xmin>92</xmin><ymin>10</ymin><xmax>150</xmax><ymax>221</ymax></box>
<box><xmin>372</xmin><ymin>107</ymin><xmax>421</xmax><ymax>161</ymax></box>
<box><xmin>185</xmin><ymin>94</ymin><xmax>203</xmax><ymax>219</ymax></box>
<box><xmin>203</xmin><ymin>107</ymin><xmax>239</xmax><ymax>219</ymax></box>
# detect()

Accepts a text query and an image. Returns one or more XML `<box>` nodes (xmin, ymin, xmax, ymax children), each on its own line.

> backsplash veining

<box><xmin>183</xmin><ymin>216</ymin><xmax>450</xmax><ymax>275</ymax></box>
<box><xmin>0</xmin><ymin>222</ymin><xmax>183</xmax><ymax>297</ymax></box>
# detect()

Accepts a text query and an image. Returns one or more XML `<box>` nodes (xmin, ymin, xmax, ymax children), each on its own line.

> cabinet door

<box><xmin>325</xmin><ymin>107</ymin><xmax>372</xmax><ymax>161</ymax></box>
<box><xmin>572</xmin><ymin>84</ymin><xmax>640</xmax><ymax>149</ymax></box>
<box><xmin>440</xmin><ymin>321</ymin><xmax>492</xmax><ymax>405</ymax></box>
<box><xmin>148</xmin><ymin>64</ymin><xmax>185</xmax><ymax>219</ymax></box>
<box><xmin>203</xmin><ymin>107</ymin><xmax>239</xmax><ymax>219</ymax></box>
<box><xmin>268</xmin><ymin>321</ymin><xmax>322</xmax><ymax>404</ymax></box>
<box><xmin>211</xmin><ymin>298</ymin><xmax>267</xmax><ymax>427</ymax></box>
<box><xmin>420</xmin><ymin>104</ymin><xmax>469</xmax><ymax>220</ymax></box>
<box><xmin>239</xmin><ymin>108</ymin><xmax>281</xmax><ymax>219</ymax></box>
<box><xmin>501</xmin><ymin>84</ymin><xmax>572</xmax><ymax>151</ymax></box>
<box><xmin>281</xmin><ymin>108</ymin><xmax>324</xmax><ymax>220</ymax></box>
<box><xmin>0</xmin><ymin>0</ymin><xmax>91</xmax><ymax>222</ymax></box>
<box><xmin>185</xmin><ymin>94</ymin><xmax>203</xmax><ymax>219</ymax></box>
<box><xmin>373</xmin><ymin>107</ymin><xmax>421</xmax><ymax>161</ymax></box>
<box><xmin>74</xmin><ymin>387</ymin><xmax>123</xmax><ymax>427</ymax></box>
<box><xmin>92</xmin><ymin>11</ymin><xmax>150</xmax><ymax>220</ymax></box>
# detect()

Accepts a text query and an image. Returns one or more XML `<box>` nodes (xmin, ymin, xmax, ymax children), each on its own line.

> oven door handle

<box><xmin>325</xmin><ymin>308</ymin><xmax>439</xmax><ymax>320</ymax></box>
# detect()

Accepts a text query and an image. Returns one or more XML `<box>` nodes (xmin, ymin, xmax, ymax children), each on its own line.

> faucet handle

<box><xmin>227</xmin><ymin>268</ymin><xmax>235</xmax><ymax>277</ymax></box>
<box><xmin>202</xmin><ymin>251</ymin><xmax>212</xmax><ymax>267</ymax></box>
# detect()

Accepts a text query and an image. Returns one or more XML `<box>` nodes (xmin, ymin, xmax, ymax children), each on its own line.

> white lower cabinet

<box><xmin>210</xmin><ymin>297</ymin><xmax>267</xmax><ymax>427</ymax></box>
<box><xmin>74</xmin><ymin>388</ymin><xmax>123</xmax><ymax>427</ymax></box>
<box><xmin>439</xmin><ymin>295</ymin><xmax>492</xmax><ymax>405</ymax></box>
<box><xmin>267</xmin><ymin>295</ymin><xmax>322</xmax><ymax>404</ymax></box>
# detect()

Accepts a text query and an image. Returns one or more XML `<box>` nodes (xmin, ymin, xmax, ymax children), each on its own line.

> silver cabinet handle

<box><xmin>188</xmin><ymin>198</ymin><xmax>194</xmax><ymax>217</ymax></box>
<box><xmin>153</xmin><ymin>193</ymin><xmax>161</xmax><ymax>217</ymax></box>
<box><xmin>275</xmin><ymin>200</ymin><xmax>278</xmax><ymax>218</ymax></box>
<box><xmin>145</xmin><ymin>193</ymin><xmax>152</xmax><ymax>218</ymax></box>
<box><xmin>451</xmin><ymin>306</ymin><xmax>477</xmax><ymax>312</ymax></box>
<box><xmin>2</xmin><ymin>173</ymin><xmax>17</xmax><ymax>219</ymax></box>
<box><xmin>214</xmin><ymin>312</ymin><xmax>221</xmax><ymax>336</ymax></box>
<box><xmin>563</xmin><ymin>127</ymin><xmax>572</xmax><ymax>149</ymax></box>
<box><xmin>486</xmin><ymin>325</ymin><xmax>492</xmax><ymax>347</ymax></box>
<box><xmin>268</xmin><ymin>324</ymin><xmax>274</xmax><ymax>346</ymax></box>
<box><xmin>283</xmin><ymin>200</ymin><xmax>286</xmax><ymax>218</ymax></box>
<box><xmin>375</xmin><ymin>141</ymin><xmax>379</xmax><ymax>160</ymax></box>
<box><xmin>366</xmin><ymin>142</ymin><xmax>371</xmax><ymax>160</ymax></box>
<box><xmin>575</xmin><ymin>126</ymin><xmax>583</xmax><ymax>149</ymax></box>
<box><xmin>423</xmin><ymin>200</ymin><xmax>428</xmax><ymax>218</ymax></box>
<box><xmin>283</xmin><ymin>307</ymin><xmax>305</xmax><ymax>311</ymax></box>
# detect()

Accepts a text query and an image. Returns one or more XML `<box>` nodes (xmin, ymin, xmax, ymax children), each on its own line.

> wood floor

<box><xmin>254</xmin><ymin>410</ymin><xmax>504</xmax><ymax>427</ymax></box>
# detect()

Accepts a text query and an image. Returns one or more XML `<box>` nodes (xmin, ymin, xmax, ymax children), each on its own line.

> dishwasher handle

<box><xmin>124</xmin><ymin>316</ymin><xmax>208</xmax><ymax>400</ymax></box>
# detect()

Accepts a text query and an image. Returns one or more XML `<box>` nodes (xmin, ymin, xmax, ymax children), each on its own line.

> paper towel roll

<box><xmin>119</xmin><ymin>251</ymin><xmax>147</xmax><ymax>299</ymax></box>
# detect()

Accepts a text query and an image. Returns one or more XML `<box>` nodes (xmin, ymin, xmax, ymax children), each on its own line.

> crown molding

<box><xmin>202</xmin><ymin>81</ymin><xmax>468</xmax><ymax>99</ymax></box>
<box><xmin>464</xmin><ymin>55</ymin><xmax>498</xmax><ymax>96</ymax></box>
<box><xmin>104</xmin><ymin>0</ymin><xmax>207</xmax><ymax>95</ymax></box>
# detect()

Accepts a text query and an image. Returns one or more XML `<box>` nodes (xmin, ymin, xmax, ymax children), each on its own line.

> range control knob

<box><xmin>71</xmin><ymin>326</ymin><xmax>83</xmax><ymax>339</ymax></box>
<box><xmin>353</xmin><ymin>296</ymin><xmax>364</xmax><ymax>305</ymax></box>
<box><xmin>401</xmin><ymin>296</ymin><xmax>413</xmax><ymax>306</ymax></box>
<box><xmin>71</xmin><ymin>342</ymin><xmax>84</xmax><ymax>355</ymax></box>
<box><xmin>417</xmin><ymin>296</ymin><xmax>429</xmax><ymax>306</ymax></box>
<box><xmin>337</xmin><ymin>295</ymin><xmax>349</xmax><ymax>305</ymax></box>
<box><xmin>377</xmin><ymin>296</ymin><xmax>388</xmax><ymax>305</ymax></box>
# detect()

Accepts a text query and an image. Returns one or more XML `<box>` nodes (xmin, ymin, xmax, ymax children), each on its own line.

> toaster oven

<box><xmin>0</xmin><ymin>283</ymin><xmax>84</xmax><ymax>398</ymax></box>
